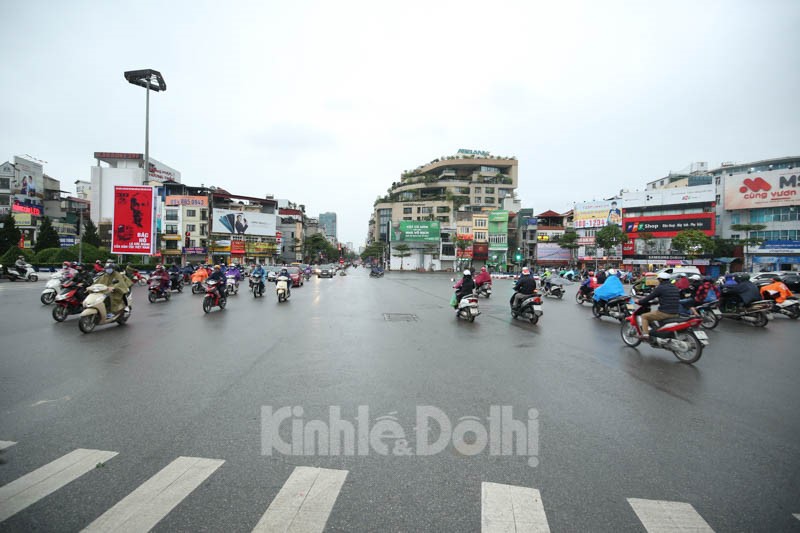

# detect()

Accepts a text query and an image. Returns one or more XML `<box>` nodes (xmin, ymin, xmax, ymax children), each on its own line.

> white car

<box><xmin>655</xmin><ymin>266</ymin><xmax>701</xmax><ymax>277</ymax></box>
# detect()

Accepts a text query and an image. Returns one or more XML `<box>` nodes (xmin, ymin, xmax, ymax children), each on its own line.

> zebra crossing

<box><xmin>0</xmin><ymin>441</ymin><xmax>797</xmax><ymax>531</ymax></box>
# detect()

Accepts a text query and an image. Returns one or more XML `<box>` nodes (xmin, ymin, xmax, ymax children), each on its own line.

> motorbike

<box><xmin>476</xmin><ymin>282</ymin><xmax>492</xmax><ymax>298</ymax></box>
<box><xmin>303</xmin><ymin>271</ymin><xmax>311</xmax><ymax>281</ymax></box>
<box><xmin>718</xmin><ymin>293</ymin><xmax>773</xmax><ymax>327</ymax></box>
<box><xmin>276</xmin><ymin>275</ymin><xmax>291</xmax><ymax>302</ymax></box>
<box><xmin>621</xmin><ymin>303</ymin><xmax>708</xmax><ymax>364</ymax></box>
<box><xmin>510</xmin><ymin>291</ymin><xmax>543</xmax><ymax>325</ymax></box>
<box><xmin>370</xmin><ymin>270</ymin><xmax>384</xmax><ymax>278</ymax></box>
<box><xmin>169</xmin><ymin>272</ymin><xmax>183</xmax><ymax>292</ymax></box>
<box><xmin>759</xmin><ymin>290</ymin><xmax>800</xmax><ymax>319</ymax></box>
<box><xmin>541</xmin><ymin>281</ymin><xmax>564</xmax><ymax>299</ymax></box>
<box><xmin>78</xmin><ymin>283</ymin><xmax>132</xmax><ymax>333</ymax></box>
<box><xmin>454</xmin><ymin>290</ymin><xmax>480</xmax><ymax>322</ymax></box>
<box><xmin>202</xmin><ymin>280</ymin><xmax>227</xmax><ymax>313</ymax></box>
<box><xmin>130</xmin><ymin>270</ymin><xmax>147</xmax><ymax>286</ymax></box>
<box><xmin>690</xmin><ymin>300</ymin><xmax>722</xmax><ymax>330</ymax></box>
<box><xmin>52</xmin><ymin>279</ymin><xmax>88</xmax><ymax>322</ymax></box>
<box><xmin>148</xmin><ymin>278</ymin><xmax>171</xmax><ymax>303</ymax></box>
<box><xmin>5</xmin><ymin>262</ymin><xmax>38</xmax><ymax>282</ymax></box>
<box><xmin>182</xmin><ymin>272</ymin><xmax>192</xmax><ymax>285</ymax></box>
<box><xmin>225</xmin><ymin>274</ymin><xmax>240</xmax><ymax>295</ymax></box>
<box><xmin>250</xmin><ymin>277</ymin><xmax>265</xmax><ymax>298</ymax></box>
<box><xmin>591</xmin><ymin>295</ymin><xmax>632</xmax><ymax>322</ymax></box>
<box><xmin>41</xmin><ymin>271</ymin><xmax>68</xmax><ymax>304</ymax></box>
<box><xmin>339</xmin><ymin>270</ymin><xmax>347</xmax><ymax>276</ymax></box>
<box><xmin>575</xmin><ymin>287</ymin><xmax>594</xmax><ymax>305</ymax></box>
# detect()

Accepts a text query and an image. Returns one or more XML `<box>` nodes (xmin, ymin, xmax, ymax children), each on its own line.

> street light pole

<box><xmin>123</xmin><ymin>69</ymin><xmax>166</xmax><ymax>182</ymax></box>
<box><xmin>144</xmin><ymin>77</ymin><xmax>150</xmax><ymax>181</ymax></box>
<box><xmin>75</xmin><ymin>180</ymin><xmax>82</xmax><ymax>264</ymax></box>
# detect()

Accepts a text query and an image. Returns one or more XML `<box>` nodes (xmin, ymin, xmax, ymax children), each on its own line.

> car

<box><xmin>287</xmin><ymin>266</ymin><xmax>304</xmax><ymax>287</ymax></box>
<box><xmin>655</xmin><ymin>266</ymin><xmax>701</xmax><ymax>277</ymax></box>
<box><xmin>266</xmin><ymin>267</ymin><xmax>279</xmax><ymax>282</ymax></box>
<box><xmin>318</xmin><ymin>267</ymin><xmax>333</xmax><ymax>278</ymax></box>
<box><xmin>752</xmin><ymin>271</ymin><xmax>800</xmax><ymax>292</ymax></box>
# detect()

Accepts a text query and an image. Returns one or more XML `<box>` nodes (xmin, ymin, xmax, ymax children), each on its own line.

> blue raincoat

<box><xmin>593</xmin><ymin>275</ymin><xmax>626</xmax><ymax>302</ymax></box>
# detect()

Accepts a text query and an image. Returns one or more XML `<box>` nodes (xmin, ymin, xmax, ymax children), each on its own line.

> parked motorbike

<box><xmin>41</xmin><ymin>271</ymin><xmax>67</xmax><ymax>304</ymax></box>
<box><xmin>78</xmin><ymin>283</ymin><xmax>131</xmax><ymax>333</ymax></box>
<box><xmin>52</xmin><ymin>280</ymin><xmax>88</xmax><ymax>322</ymax></box>
<box><xmin>575</xmin><ymin>287</ymin><xmax>594</xmax><ymax>305</ymax></box>
<box><xmin>592</xmin><ymin>295</ymin><xmax>632</xmax><ymax>322</ymax></box>
<box><xmin>510</xmin><ymin>292</ymin><xmax>543</xmax><ymax>325</ymax></box>
<box><xmin>476</xmin><ymin>282</ymin><xmax>492</xmax><ymax>298</ymax></box>
<box><xmin>148</xmin><ymin>278</ymin><xmax>171</xmax><ymax>303</ymax></box>
<box><xmin>718</xmin><ymin>294</ymin><xmax>773</xmax><ymax>327</ymax></box>
<box><xmin>250</xmin><ymin>277</ymin><xmax>265</xmax><ymax>298</ymax></box>
<box><xmin>621</xmin><ymin>303</ymin><xmax>708</xmax><ymax>364</ymax></box>
<box><xmin>202</xmin><ymin>280</ymin><xmax>227</xmax><ymax>313</ymax></box>
<box><xmin>225</xmin><ymin>274</ymin><xmax>240</xmax><ymax>295</ymax></box>
<box><xmin>276</xmin><ymin>275</ymin><xmax>291</xmax><ymax>302</ymax></box>
<box><xmin>541</xmin><ymin>282</ymin><xmax>564</xmax><ymax>299</ymax></box>
<box><xmin>5</xmin><ymin>262</ymin><xmax>38</xmax><ymax>282</ymax></box>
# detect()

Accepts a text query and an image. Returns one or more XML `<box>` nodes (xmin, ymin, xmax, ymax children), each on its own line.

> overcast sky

<box><xmin>2</xmin><ymin>0</ymin><xmax>798</xmax><ymax>246</ymax></box>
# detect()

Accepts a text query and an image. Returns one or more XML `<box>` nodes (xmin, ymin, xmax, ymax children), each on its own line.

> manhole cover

<box><xmin>383</xmin><ymin>313</ymin><xmax>418</xmax><ymax>322</ymax></box>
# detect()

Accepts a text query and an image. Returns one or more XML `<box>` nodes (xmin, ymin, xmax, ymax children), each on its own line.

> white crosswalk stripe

<box><xmin>0</xmin><ymin>448</ymin><xmax>118</xmax><ymax>523</ymax></box>
<box><xmin>253</xmin><ymin>466</ymin><xmax>348</xmax><ymax>533</ymax></box>
<box><xmin>481</xmin><ymin>481</ymin><xmax>551</xmax><ymax>532</ymax></box>
<box><xmin>0</xmin><ymin>441</ymin><xmax>16</xmax><ymax>451</ymax></box>
<box><xmin>82</xmin><ymin>456</ymin><xmax>224</xmax><ymax>532</ymax></box>
<box><xmin>628</xmin><ymin>498</ymin><xmax>714</xmax><ymax>532</ymax></box>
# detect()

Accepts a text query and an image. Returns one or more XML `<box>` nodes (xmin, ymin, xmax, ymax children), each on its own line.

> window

<box><xmin>715</xmin><ymin>176</ymin><xmax>720</xmax><ymax>185</ymax></box>
<box><xmin>436</xmin><ymin>206</ymin><xmax>449</xmax><ymax>213</ymax></box>
<box><xmin>166</xmin><ymin>224</ymin><xmax>178</xmax><ymax>235</ymax></box>
<box><xmin>0</xmin><ymin>178</ymin><xmax>9</xmax><ymax>189</ymax></box>
<box><xmin>0</xmin><ymin>194</ymin><xmax>9</xmax><ymax>205</ymax></box>
<box><xmin>186</xmin><ymin>224</ymin><xmax>196</xmax><ymax>232</ymax></box>
<box><xmin>485</xmin><ymin>187</ymin><xmax>495</xmax><ymax>193</ymax></box>
<box><xmin>403</xmin><ymin>207</ymin><xmax>412</xmax><ymax>214</ymax></box>
<box><xmin>474</xmin><ymin>231</ymin><xmax>487</xmax><ymax>241</ymax></box>
<box><xmin>403</xmin><ymin>217</ymin><xmax>412</xmax><ymax>220</ymax></box>
<box><xmin>201</xmin><ymin>209</ymin><xmax>208</xmax><ymax>220</ymax></box>
<box><xmin>188</xmin><ymin>239</ymin><xmax>196</xmax><ymax>247</ymax></box>
<box><xmin>475</xmin><ymin>197</ymin><xmax>482</xmax><ymax>204</ymax></box>
<box><xmin>442</xmin><ymin>244</ymin><xmax>455</xmax><ymax>256</ymax></box>
<box><xmin>731</xmin><ymin>234</ymin><xmax>740</xmax><ymax>240</ymax></box>
<box><xmin>437</xmin><ymin>216</ymin><xmax>449</xmax><ymax>223</ymax></box>
<box><xmin>715</xmin><ymin>194</ymin><xmax>720</xmax><ymax>204</ymax></box>
<box><xmin>200</xmin><ymin>224</ymin><xmax>207</xmax><ymax>236</ymax></box>
<box><xmin>730</xmin><ymin>213</ymin><xmax>740</xmax><ymax>225</ymax></box>
<box><xmin>485</xmin><ymin>197</ymin><xmax>495</xmax><ymax>204</ymax></box>
<box><xmin>475</xmin><ymin>219</ymin><xmax>488</xmax><ymax>228</ymax></box>
<box><xmin>474</xmin><ymin>187</ymin><xmax>482</xmax><ymax>193</ymax></box>
<box><xmin>417</xmin><ymin>206</ymin><xmax>432</xmax><ymax>214</ymax></box>
<box><xmin>186</xmin><ymin>209</ymin><xmax>196</xmax><ymax>217</ymax></box>
<box><xmin>165</xmin><ymin>210</ymin><xmax>178</xmax><ymax>221</ymax></box>
<box><xmin>750</xmin><ymin>207</ymin><xmax>800</xmax><ymax>223</ymax></box>
<box><xmin>165</xmin><ymin>241</ymin><xmax>178</xmax><ymax>250</ymax></box>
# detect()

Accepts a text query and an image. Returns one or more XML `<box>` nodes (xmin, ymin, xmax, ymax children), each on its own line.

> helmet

<box><xmin>214</xmin><ymin>265</ymin><xmax>221</xmax><ymax>270</ymax></box>
<box><xmin>607</xmin><ymin>268</ymin><xmax>617</xmax><ymax>276</ymax></box>
<box><xmin>734</xmin><ymin>273</ymin><xmax>750</xmax><ymax>282</ymax></box>
<box><xmin>62</xmin><ymin>261</ymin><xmax>71</xmax><ymax>267</ymax></box>
<box><xmin>96</xmin><ymin>260</ymin><xmax>101</xmax><ymax>264</ymax></box>
<box><xmin>657</xmin><ymin>272</ymin><xmax>671</xmax><ymax>280</ymax></box>
<box><xmin>689</xmin><ymin>274</ymin><xmax>701</xmax><ymax>281</ymax></box>
<box><xmin>18</xmin><ymin>255</ymin><xmax>24</xmax><ymax>260</ymax></box>
<box><xmin>522</xmin><ymin>267</ymin><xmax>530</xmax><ymax>275</ymax></box>
<box><xmin>155</xmin><ymin>265</ymin><xmax>163</xmax><ymax>270</ymax></box>
<box><xmin>463</xmin><ymin>269</ymin><xmax>471</xmax><ymax>276</ymax></box>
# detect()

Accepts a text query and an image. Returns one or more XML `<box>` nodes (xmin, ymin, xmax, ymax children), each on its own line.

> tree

<box><xmin>0</xmin><ymin>213</ymin><xmax>22</xmax><ymax>255</ymax></box>
<box><xmin>304</xmin><ymin>233</ymin><xmax>335</xmax><ymax>263</ymax></box>
<box><xmin>595</xmin><ymin>224</ymin><xmax>628</xmax><ymax>256</ymax></box>
<box><xmin>360</xmin><ymin>241</ymin><xmax>386</xmax><ymax>261</ymax></box>
<box><xmin>558</xmin><ymin>230</ymin><xmax>579</xmax><ymax>265</ymax></box>
<box><xmin>82</xmin><ymin>218</ymin><xmax>102</xmax><ymax>247</ymax></box>
<box><xmin>671</xmin><ymin>230</ymin><xmax>715</xmax><ymax>258</ymax></box>
<box><xmin>455</xmin><ymin>235</ymin><xmax>473</xmax><ymax>270</ymax></box>
<box><xmin>392</xmin><ymin>243</ymin><xmax>412</xmax><ymax>270</ymax></box>
<box><xmin>731</xmin><ymin>224</ymin><xmax>767</xmax><ymax>248</ymax></box>
<box><xmin>35</xmin><ymin>217</ymin><xmax>61</xmax><ymax>252</ymax></box>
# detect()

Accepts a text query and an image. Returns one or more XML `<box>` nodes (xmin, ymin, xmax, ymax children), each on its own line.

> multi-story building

<box><xmin>278</xmin><ymin>206</ymin><xmax>305</xmax><ymax>263</ymax></box>
<box><xmin>534</xmin><ymin>210</ymin><xmax>572</xmax><ymax>267</ymax></box>
<box><xmin>645</xmin><ymin>162</ymin><xmax>713</xmax><ymax>190</ymax></box>
<box><xmin>515</xmin><ymin>208</ymin><xmax>538</xmax><ymax>267</ymax></box>
<box><xmin>162</xmin><ymin>184</ymin><xmax>211</xmax><ymax>265</ymax></box>
<box><xmin>208</xmin><ymin>190</ymin><xmax>278</xmax><ymax>265</ymax></box>
<box><xmin>573</xmin><ymin>198</ymin><xmax>622</xmax><ymax>269</ymax></box>
<box><xmin>710</xmin><ymin>156</ymin><xmax>800</xmax><ymax>271</ymax></box>
<box><xmin>319</xmin><ymin>212</ymin><xmax>337</xmax><ymax>242</ymax></box>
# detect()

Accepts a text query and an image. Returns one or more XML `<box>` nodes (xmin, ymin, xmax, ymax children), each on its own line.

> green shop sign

<box><xmin>489</xmin><ymin>210</ymin><xmax>509</xmax><ymax>222</ymax></box>
<box><xmin>457</xmin><ymin>149</ymin><xmax>491</xmax><ymax>157</ymax></box>
<box><xmin>398</xmin><ymin>221</ymin><xmax>441</xmax><ymax>242</ymax></box>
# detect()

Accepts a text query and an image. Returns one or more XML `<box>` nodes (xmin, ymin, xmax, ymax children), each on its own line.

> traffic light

<box><xmin>515</xmin><ymin>247</ymin><xmax>522</xmax><ymax>262</ymax></box>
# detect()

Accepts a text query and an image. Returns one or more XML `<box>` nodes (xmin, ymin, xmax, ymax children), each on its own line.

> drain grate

<box><xmin>383</xmin><ymin>313</ymin><xmax>418</xmax><ymax>322</ymax></box>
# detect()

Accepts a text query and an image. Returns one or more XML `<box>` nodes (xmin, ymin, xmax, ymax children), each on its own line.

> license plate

<box><xmin>694</xmin><ymin>330</ymin><xmax>709</xmax><ymax>344</ymax></box>
<box><xmin>626</xmin><ymin>304</ymin><xmax>635</xmax><ymax>310</ymax></box>
<box><xmin>712</xmin><ymin>309</ymin><xmax>721</xmax><ymax>317</ymax></box>
<box><xmin>533</xmin><ymin>305</ymin><xmax>542</xmax><ymax>311</ymax></box>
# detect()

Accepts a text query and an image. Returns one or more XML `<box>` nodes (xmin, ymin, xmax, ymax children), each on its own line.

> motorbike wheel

<box><xmin>202</xmin><ymin>296</ymin><xmax>212</xmax><ymax>313</ymax></box>
<box><xmin>529</xmin><ymin>314</ymin><xmax>539</xmax><ymax>325</ymax></box>
<box><xmin>753</xmin><ymin>312</ymin><xmax>768</xmax><ymax>328</ymax></box>
<box><xmin>511</xmin><ymin>310</ymin><xmax>518</xmax><ymax>319</ymax></box>
<box><xmin>165</xmin><ymin>291</ymin><xmax>171</xmax><ymax>300</ymax></box>
<box><xmin>575</xmin><ymin>292</ymin><xmax>585</xmax><ymax>305</ymax></box>
<box><xmin>468</xmin><ymin>315</ymin><xmax>475</xmax><ymax>323</ymax></box>
<box><xmin>671</xmin><ymin>331</ymin><xmax>702</xmax><ymax>364</ymax></box>
<box><xmin>787</xmin><ymin>308</ymin><xmax>799</xmax><ymax>320</ymax></box>
<box><xmin>557</xmin><ymin>292</ymin><xmax>563</xmax><ymax>300</ymax></box>
<box><xmin>620</xmin><ymin>321</ymin><xmax>641</xmax><ymax>347</ymax></box>
<box><xmin>699</xmin><ymin>309</ymin><xmax>719</xmax><ymax>330</ymax></box>
<box><xmin>138</xmin><ymin>279</ymin><xmax>147</xmax><ymax>286</ymax></box>
<box><xmin>219</xmin><ymin>297</ymin><xmax>227</xmax><ymax>310</ymax></box>
<box><xmin>29</xmin><ymin>274</ymin><xmax>38</xmax><ymax>282</ymax></box>
<box><xmin>117</xmin><ymin>311</ymin><xmax>130</xmax><ymax>325</ymax></box>
<box><xmin>41</xmin><ymin>291</ymin><xmax>56</xmax><ymax>305</ymax></box>
<box><xmin>79</xmin><ymin>314</ymin><xmax>97</xmax><ymax>334</ymax></box>
<box><xmin>592</xmin><ymin>303</ymin><xmax>603</xmax><ymax>318</ymax></box>
<box><xmin>176</xmin><ymin>284</ymin><xmax>183</xmax><ymax>293</ymax></box>
<box><xmin>52</xmin><ymin>305</ymin><xmax>68</xmax><ymax>322</ymax></box>
<box><xmin>192</xmin><ymin>283</ymin><xmax>202</xmax><ymax>294</ymax></box>
<box><xmin>148</xmin><ymin>292</ymin><xmax>157</xmax><ymax>303</ymax></box>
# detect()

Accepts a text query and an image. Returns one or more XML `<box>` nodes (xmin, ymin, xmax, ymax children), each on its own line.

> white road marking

<box><xmin>82</xmin><ymin>456</ymin><xmax>224</xmax><ymax>532</ymax></box>
<box><xmin>0</xmin><ymin>441</ymin><xmax>16</xmax><ymax>451</ymax></box>
<box><xmin>628</xmin><ymin>498</ymin><xmax>714</xmax><ymax>532</ymax></box>
<box><xmin>253</xmin><ymin>466</ymin><xmax>348</xmax><ymax>533</ymax></box>
<box><xmin>481</xmin><ymin>481</ymin><xmax>551</xmax><ymax>532</ymax></box>
<box><xmin>0</xmin><ymin>448</ymin><xmax>118</xmax><ymax>522</ymax></box>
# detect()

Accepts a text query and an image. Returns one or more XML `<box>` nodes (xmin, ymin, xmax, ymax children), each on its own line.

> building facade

<box><xmin>319</xmin><ymin>212</ymin><xmax>337</xmax><ymax>242</ymax></box>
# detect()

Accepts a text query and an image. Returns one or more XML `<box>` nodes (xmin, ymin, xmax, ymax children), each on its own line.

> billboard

<box><xmin>536</xmin><ymin>243</ymin><xmax>572</xmax><ymax>262</ymax></box>
<box><xmin>623</xmin><ymin>185</ymin><xmax>715</xmax><ymax>208</ymax></box>
<box><xmin>397</xmin><ymin>221</ymin><xmax>441</xmax><ymax>242</ymax></box>
<box><xmin>623</xmin><ymin>213</ymin><xmax>715</xmax><ymax>238</ymax></box>
<box><xmin>166</xmin><ymin>195</ymin><xmax>208</xmax><ymax>207</ymax></box>
<box><xmin>111</xmin><ymin>185</ymin><xmax>156</xmax><ymax>254</ymax></box>
<box><xmin>214</xmin><ymin>208</ymin><xmax>276</xmax><ymax>236</ymax></box>
<box><xmin>723</xmin><ymin>173</ymin><xmax>799</xmax><ymax>210</ymax></box>
<box><xmin>573</xmin><ymin>200</ymin><xmax>621</xmax><ymax>228</ymax></box>
<box><xmin>488</xmin><ymin>210</ymin><xmax>509</xmax><ymax>223</ymax></box>
<box><xmin>12</xmin><ymin>156</ymin><xmax>44</xmax><ymax>215</ymax></box>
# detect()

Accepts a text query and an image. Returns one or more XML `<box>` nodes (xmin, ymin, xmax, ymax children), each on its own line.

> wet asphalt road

<box><xmin>0</xmin><ymin>270</ymin><xmax>798</xmax><ymax>532</ymax></box>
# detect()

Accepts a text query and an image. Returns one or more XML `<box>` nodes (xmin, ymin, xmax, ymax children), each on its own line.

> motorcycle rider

<box><xmin>72</xmin><ymin>263</ymin><xmax>94</xmax><ymax>287</ymax></box>
<box><xmin>579</xmin><ymin>271</ymin><xmax>597</xmax><ymax>298</ymax></box>
<box><xmin>473</xmin><ymin>266</ymin><xmax>492</xmax><ymax>288</ymax></box>
<box><xmin>455</xmin><ymin>269</ymin><xmax>476</xmax><ymax>307</ymax></box>
<box><xmin>94</xmin><ymin>259</ymin><xmax>104</xmax><ymax>274</ymax></box>
<box><xmin>208</xmin><ymin>265</ymin><xmax>227</xmax><ymax>302</ymax></box>
<box><xmin>674</xmin><ymin>273</ymin><xmax>690</xmax><ymax>292</ymax></box>
<box><xmin>511</xmin><ymin>267</ymin><xmax>537</xmax><ymax>310</ymax></box>
<box><xmin>94</xmin><ymin>261</ymin><xmax>132</xmax><ymax>318</ymax></box>
<box><xmin>276</xmin><ymin>267</ymin><xmax>292</xmax><ymax>297</ymax></box>
<box><xmin>168</xmin><ymin>263</ymin><xmax>182</xmax><ymax>290</ymax></box>
<box><xmin>722</xmin><ymin>273</ymin><xmax>761</xmax><ymax>308</ymax></box>
<box><xmin>596</xmin><ymin>269</ymin><xmax>607</xmax><ymax>285</ymax></box>
<box><xmin>681</xmin><ymin>275</ymin><xmax>720</xmax><ymax>316</ymax></box>
<box><xmin>759</xmin><ymin>275</ymin><xmax>793</xmax><ymax>304</ymax></box>
<box><xmin>592</xmin><ymin>268</ymin><xmax>626</xmax><ymax>307</ymax></box>
<box><xmin>251</xmin><ymin>263</ymin><xmax>267</xmax><ymax>292</ymax></box>
<box><xmin>60</xmin><ymin>261</ymin><xmax>77</xmax><ymax>280</ymax></box>
<box><xmin>152</xmin><ymin>264</ymin><xmax>170</xmax><ymax>294</ymax></box>
<box><xmin>636</xmin><ymin>271</ymin><xmax>680</xmax><ymax>340</ymax></box>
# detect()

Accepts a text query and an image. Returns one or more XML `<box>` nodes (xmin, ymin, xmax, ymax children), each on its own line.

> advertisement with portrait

<box><xmin>12</xmin><ymin>156</ymin><xmax>44</xmax><ymax>215</ymax></box>
<box><xmin>723</xmin><ymin>173</ymin><xmax>799</xmax><ymax>210</ymax></box>
<box><xmin>573</xmin><ymin>200</ymin><xmax>621</xmax><ymax>228</ymax></box>
<box><xmin>111</xmin><ymin>186</ymin><xmax>156</xmax><ymax>254</ymax></box>
<box><xmin>214</xmin><ymin>208</ymin><xmax>276</xmax><ymax>236</ymax></box>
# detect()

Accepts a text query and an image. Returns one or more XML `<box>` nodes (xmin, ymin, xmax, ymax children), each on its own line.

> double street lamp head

<box><xmin>123</xmin><ymin>69</ymin><xmax>167</xmax><ymax>91</ymax></box>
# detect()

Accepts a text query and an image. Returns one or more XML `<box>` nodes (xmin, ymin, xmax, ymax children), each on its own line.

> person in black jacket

<box><xmin>208</xmin><ymin>265</ymin><xmax>227</xmax><ymax>302</ymax></box>
<box><xmin>637</xmin><ymin>271</ymin><xmax>680</xmax><ymax>339</ymax></box>
<box><xmin>511</xmin><ymin>267</ymin><xmax>537</xmax><ymax>309</ymax></box>
<box><xmin>455</xmin><ymin>270</ymin><xmax>476</xmax><ymax>306</ymax></box>
<box><xmin>722</xmin><ymin>273</ymin><xmax>761</xmax><ymax>308</ymax></box>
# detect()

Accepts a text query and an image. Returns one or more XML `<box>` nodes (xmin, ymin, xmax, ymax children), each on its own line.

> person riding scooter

<box><xmin>94</xmin><ymin>261</ymin><xmax>132</xmax><ymax>319</ymax></box>
<box><xmin>636</xmin><ymin>271</ymin><xmax>680</xmax><ymax>340</ymax></box>
<box><xmin>721</xmin><ymin>273</ymin><xmax>761</xmax><ymax>308</ymax></box>
<box><xmin>251</xmin><ymin>263</ymin><xmax>267</xmax><ymax>291</ymax></box>
<box><xmin>760</xmin><ymin>275</ymin><xmax>794</xmax><ymax>304</ymax></box>
<box><xmin>592</xmin><ymin>268</ymin><xmax>626</xmax><ymax>304</ymax></box>
<box><xmin>511</xmin><ymin>267</ymin><xmax>537</xmax><ymax>310</ymax></box>
<box><xmin>455</xmin><ymin>269</ymin><xmax>476</xmax><ymax>306</ymax></box>
<box><xmin>473</xmin><ymin>266</ymin><xmax>492</xmax><ymax>288</ymax></box>
<box><xmin>152</xmin><ymin>264</ymin><xmax>170</xmax><ymax>294</ymax></box>
<box><xmin>208</xmin><ymin>265</ymin><xmax>227</xmax><ymax>302</ymax></box>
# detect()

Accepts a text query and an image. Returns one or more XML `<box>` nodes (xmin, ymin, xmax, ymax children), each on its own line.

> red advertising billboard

<box><xmin>111</xmin><ymin>186</ymin><xmax>155</xmax><ymax>255</ymax></box>
<box><xmin>623</xmin><ymin>213</ymin><xmax>715</xmax><ymax>238</ymax></box>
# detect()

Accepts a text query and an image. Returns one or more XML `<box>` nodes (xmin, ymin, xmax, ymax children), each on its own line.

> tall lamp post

<box><xmin>74</xmin><ymin>180</ymin><xmax>83</xmax><ymax>264</ymax></box>
<box><xmin>123</xmin><ymin>69</ymin><xmax>167</xmax><ymax>183</ymax></box>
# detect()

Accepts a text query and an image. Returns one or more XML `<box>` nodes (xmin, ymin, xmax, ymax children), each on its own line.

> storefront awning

<box><xmin>713</xmin><ymin>257</ymin><xmax>740</xmax><ymax>264</ymax></box>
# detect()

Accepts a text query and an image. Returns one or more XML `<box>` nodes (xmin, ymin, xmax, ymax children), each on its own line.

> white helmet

<box><xmin>690</xmin><ymin>274</ymin><xmax>701</xmax><ymax>280</ymax></box>
<box><xmin>463</xmin><ymin>269</ymin><xmax>471</xmax><ymax>276</ymax></box>
<box><xmin>607</xmin><ymin>268</ymin><xmax>617</xmax><ymax>276</ymax></box>
<box><xmin>657</xmin><ymin>272</ymin><xmax>671</xmax><ymax>280</ymax></box>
